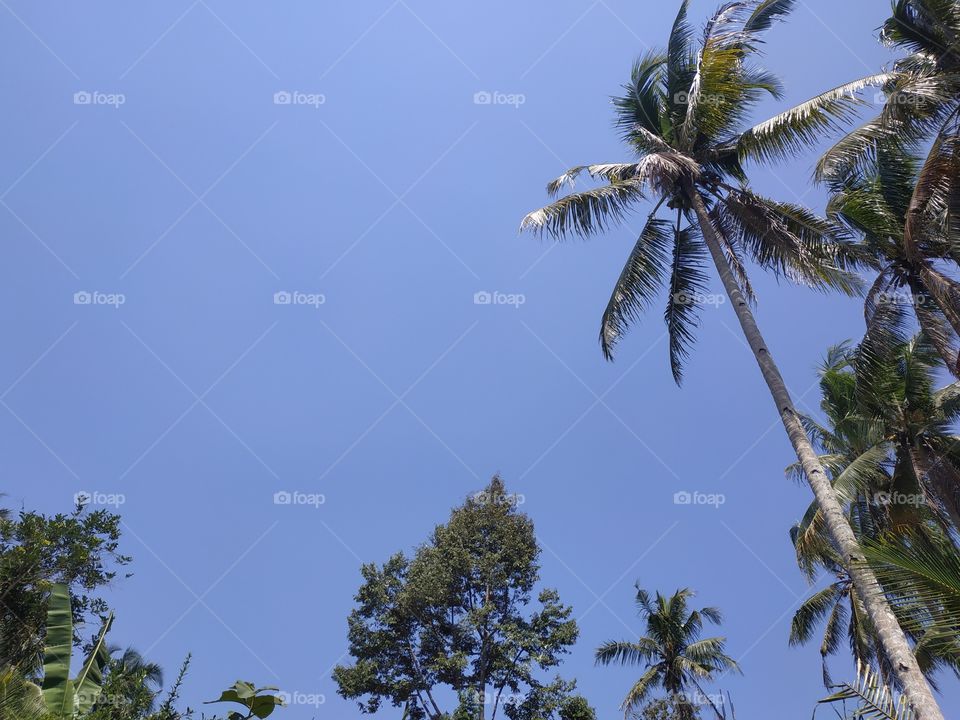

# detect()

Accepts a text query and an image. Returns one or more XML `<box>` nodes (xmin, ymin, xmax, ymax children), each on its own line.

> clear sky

<box><xmin>2</xmin><ymin>1</ymin><xmax>957</xmax><ymax>718</ymax></box>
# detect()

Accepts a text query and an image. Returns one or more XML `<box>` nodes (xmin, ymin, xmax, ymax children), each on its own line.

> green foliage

<box><xmin>37</xmin><ymin>583</ymin><xmax>114</xmax><ymax>720</ymax></box>
<box><xmin>0</xmin><ymin>664</ymin><xmax>45</xmax><ymax>720</ymax></box>
<box><xmin>87</xmin><ymin>648</ymin><xmax>165</xmax><ymax>720</ymax></box>
<box><xmin>817</xmin><ymin>662</ymin><xmax>915</xmax><ymax>719</ymax></box>
<box><xmin>596</xmin><ymin>587</ymin><xmax>738</xmax><ymax>719</ymax></box>
<box><xmin>789</xmin><ymin>337</ymin><xmax>960</xmax><ymax>682</ymax></box>
<box><xmin>862</xmin><ymin>531</ymin><xmax>960</xmax><ymax>665</ymax></box>
<box><xmin>826</xmin><ymin>140</ymin><xmax>960</xmax><ymax>376</ymax></box>
<box><xmin>204</xmin><ymin>681</ymin><xmax>286</xmax><ymax>720</ymax></box>
<box><xmin>521</xmin><ymin>0</ymin><xmax>872</xmax><ymax>380</ymax></box>
<box><xmin>0</xmin><ymin>502</ymin><xmax>130</xmax><ymax>672</ymax></box>
<box><xmin>333</xmin><ymin>477</ymin><xmax>592</xmax><ymax>720</ymax></box>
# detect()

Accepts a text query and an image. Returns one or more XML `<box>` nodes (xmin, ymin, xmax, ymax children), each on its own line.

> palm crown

<box><xmin>522</xmin><ymin>0</ymin><xmax>884</xmax><ymax>382</ymax></box>
<box><xmin>595</xmin><ymin>587</ymin><xmax>738</xmax><ymax>719</ymax></box>
<box><xmin>827</xmin><ymin>143</ymin><xmax>960</xmax><ymax>376</ymax></box>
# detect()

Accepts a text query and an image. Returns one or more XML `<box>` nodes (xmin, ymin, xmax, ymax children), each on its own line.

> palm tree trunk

<box><xmin>685</xmin><ymin>184</ymin><xmax>945</xmax><ymax>720</ymax></box>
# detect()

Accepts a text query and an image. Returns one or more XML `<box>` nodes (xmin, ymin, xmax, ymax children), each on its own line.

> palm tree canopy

<box><xmin>788</xmin><ymin>336</ymin><xmax>960</xmax><ymax>684</ymax></box>
<box><xmin>596</xmin><ymin>586</ymin><xmax>738</xmax><ymax>717</ymax></box>
<box><xmin>825</xmin><ymin>139</ymin><xmax>960</xmax><ymax>375</ymax></box>
<box><xmin>522</xmin><ymin>0</ymin><xmax>879</xmax><ymax>381</ymax></box>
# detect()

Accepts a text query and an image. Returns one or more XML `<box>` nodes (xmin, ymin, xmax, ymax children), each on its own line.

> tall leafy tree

<box><xmin>333</xmin><ymin>477</ymin><xmax>592</xmax><ymax>720</ymax></box>
<box><xmin>520</xmin><ymin>2</ymin><xmax>941</xmax><ymax>716</ymax></box>
<box><xmin>595</xmin><ymin>587</ymin><xmax>738</xmax><ymax>720</ymax></box>
<box><xmin>0</xmin><ymin>503</ymin><xmax>131</xmax><ymax>673</ymax></box>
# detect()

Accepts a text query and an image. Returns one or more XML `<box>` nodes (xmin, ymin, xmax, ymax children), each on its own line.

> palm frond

<box><xmin>614</xmin><ymin>52</ymin><xmax>669</xmax><ymax>149</ymax></box>
<box><xmin>521</xmin><ymin>179</ymin><xmax>645</xmax><ymax>239</ymax></box>
<box><xmin>818</xmin><ymin>661</ymin><xmax>916</xmax><ymax>720</ymax></box>
<box><xmin>619</xmin><ymin>665</ymin><xmax>663</xmax><ymax>716</ymax></box>
<box><xmin>595</xmin><ymin>639</ymin><xmax>661</xmax><ymax>667</ymax></box>
<box><xmin>664</xmin><ymin>221</ymin><xmax>709</xmax><ymax>383</ymax></box>
<box><xmin>738</xmin><ymin>74</ymin><xmax>894</xmax><ymax>164</ymax></box>
<box><xmin>720</xmin><ymin>190</ymin><xmax>867</xmax><ymax>294</ymax></box>
<box><xmin>599</xmin><ymin>211</ymin><xmax>673</xmax><ymax>360</ymax></box>
<box><xmin>742</xmin><ymin>0</ymin><xmax>796</xmax><ymax>34</ymax></box>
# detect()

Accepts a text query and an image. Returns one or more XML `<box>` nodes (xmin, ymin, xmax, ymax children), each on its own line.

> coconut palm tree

<box><xmin>788</xmin><ymin>338</ymin><xmax>960</xmax><ymax>686</ymax></box>
<box><xmin>826</xmin><ymin>142</ymin><xmax>960</xmax><ymax>375</ymax></box>
<box><xmin>818</xmin><ymin>0</ymin><xmax>960</xmax><ymax>185</ymax></box>
<box><xmin>88</xmin><ymin>646</ymin><xmax>164</xmax><ymax>720</ymax></box>
<box><xmin>818</xmin><ymin>2</ymin><xmax>960</xmax><ymax>353</ymax></box>
<box><xmin>596</xmin><ymin>587</ymin><xmax>738</xmax><ymax>720</ymax></box>
<box><xmin>0</xmin><ymin>665</ymin><xmax>45</xmax><ymax>720</ymax></box>
<box><xmin>520</xmin><ymin>2</ymin><xmax>942</xmax><ymax>716</ymax></box>
<box><xmin>790</xmin><ymin>339</ymin><xmax>960</xmax><ymax>549</ymax></box>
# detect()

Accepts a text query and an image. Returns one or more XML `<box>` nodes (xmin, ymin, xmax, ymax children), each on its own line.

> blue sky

<box><xmin>2</xmin><ymin>0</ymin><xmax>957</xmax><ymax>718</ymax></box>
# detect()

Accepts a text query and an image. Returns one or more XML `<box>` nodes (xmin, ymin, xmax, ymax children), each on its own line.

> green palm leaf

<box><xmin>599</xmin><ymin>211</ymin><xmax>672</xmax><ymax>360</ymax></box>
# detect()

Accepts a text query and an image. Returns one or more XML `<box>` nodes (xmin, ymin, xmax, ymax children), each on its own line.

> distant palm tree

<box><xmin>520</xmin><ymin>2</ymin><xmax>941</xmax><ymax>716</ymax></box>
<box><xmin>596</xmin><ymin>587</ymin><xmax>738</xmax><ymax>720</ymax></box>
<box><xmin>88</xmin><ymin>646</ymin><xmax>164</xmax><ymax>720</ymax></box>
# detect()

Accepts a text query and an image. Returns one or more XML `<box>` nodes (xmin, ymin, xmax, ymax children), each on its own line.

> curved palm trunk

<box><xmin>686</xmin><ymin>185</ymin><xmax>945</xmax><ymax>720</ymax></box>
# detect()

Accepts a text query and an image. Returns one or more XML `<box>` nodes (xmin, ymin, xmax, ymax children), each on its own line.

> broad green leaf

<box><xmin>74</xmin><ymin>612</ymin><xmax>114</xmax><ymax>715</ymax></box>
<box><xmin>40</xmin><ymin>583</ymin><xmax>74</xmax><ymax>720</ymax></box>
